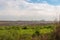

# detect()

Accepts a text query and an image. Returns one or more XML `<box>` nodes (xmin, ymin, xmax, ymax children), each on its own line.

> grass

<box><xmin>0</xmin><ymin>24</ymin><xmax>56</xmax><ymax>40</ymax></box>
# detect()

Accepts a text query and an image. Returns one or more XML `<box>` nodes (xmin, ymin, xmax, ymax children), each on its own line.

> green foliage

<box><xmin>0</xmin><ymin>25</ymin><xmax>55</xmax><ymax>40</ymax></box>
<box><xmin>22</xmin><ymin>26</ymin><xmax>28</xmax><ymax>29</ymax></box>
<box><xmin>35</xmin><ymin>31</ymin><xmax>40</xmax><ymax>36</ymax></box>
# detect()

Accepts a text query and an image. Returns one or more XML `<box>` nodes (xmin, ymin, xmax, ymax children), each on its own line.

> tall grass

<box><xmin>0</xmin><ymin>25</ymin><xmax>57</xmax><ymax>40</ymax></box>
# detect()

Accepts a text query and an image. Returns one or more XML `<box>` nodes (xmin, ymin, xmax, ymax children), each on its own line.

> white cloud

<box><xmin>0</xmin><ymin>0</ymin><xmax>59</xmax><ymax>21</ymax></box>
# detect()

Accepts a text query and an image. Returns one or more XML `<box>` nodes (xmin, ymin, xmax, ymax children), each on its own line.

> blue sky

<box><xmin>26</xmin><ymin>0</ymin><xmax>60</xmax><ymax>5</ymax></box>
<box><xmin>0</xmin><ymin>0</ymin><xmax>59</xmax><ymax>21</ymax></box>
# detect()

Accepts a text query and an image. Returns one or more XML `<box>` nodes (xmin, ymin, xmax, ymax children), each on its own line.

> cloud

<box><xmin>0</xmin><ymin>0</ymin><xmax>59</xmax><ymax>21</ymax></box>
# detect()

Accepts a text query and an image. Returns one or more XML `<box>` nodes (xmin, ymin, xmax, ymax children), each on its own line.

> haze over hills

<box><xmin>0</xmin><ymin>20</ymin><xmax>56</xmax><ymax>26</ymax></box>
<box><xmin>0</xmin><ymin>0</ymin><xmax>59</xmax><ymax>26</ymax></box>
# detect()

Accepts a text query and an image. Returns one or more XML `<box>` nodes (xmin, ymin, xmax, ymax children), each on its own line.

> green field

<box><xmin>0</xmin><ymin>25</ymin><xmax>56</xmax><ymax>40</ymax></box>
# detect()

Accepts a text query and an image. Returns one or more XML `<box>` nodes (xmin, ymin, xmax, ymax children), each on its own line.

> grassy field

<box><xmin>0</xmin><ymin>24</ymin><xmax>57</xmax><ymax>40</ymax></box>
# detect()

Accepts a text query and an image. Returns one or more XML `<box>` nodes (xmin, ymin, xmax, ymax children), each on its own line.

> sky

<box><xmin>0</xmin><ymin>0</ymin><xmax>60</xmax><ymax>21</ymax></box>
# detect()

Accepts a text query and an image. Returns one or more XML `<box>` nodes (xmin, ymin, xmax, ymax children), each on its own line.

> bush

<box><xmin>22</xmin><ymin>26</ymin><xmax>28</xmax><ymax>29</ymax></box>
